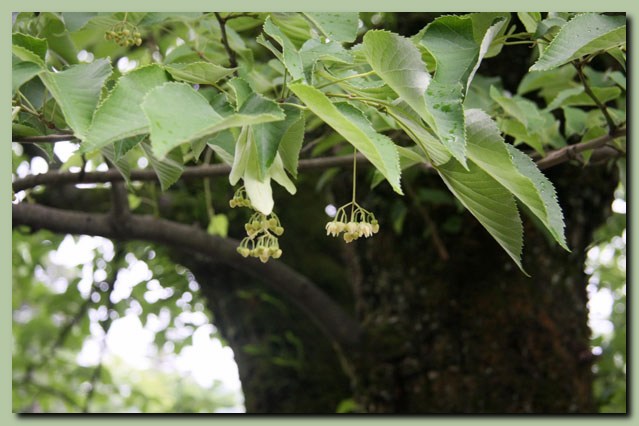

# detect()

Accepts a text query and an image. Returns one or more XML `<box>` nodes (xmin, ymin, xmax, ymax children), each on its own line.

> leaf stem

<box><xmin>351</xmin><ymin>147</ymin><xmax>357</xmax><ymax>220</ymax></box>
<box><xmin>316</xmin><ymin>70</ymin><xmax>376</xmax><ymax>90</ymax></box>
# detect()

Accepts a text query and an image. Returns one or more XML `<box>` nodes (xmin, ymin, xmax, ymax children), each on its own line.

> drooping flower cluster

<box><xmin>104</xmin><ymin>21</ymin><xmax>142</xmax><ymax>47</ymax></box>
<box><xmin>325</xmin><ymin>201</ymin><xmax>380</xmax><ymax>243</ymax></box>
<box><xmin>230</xmin><ymin>186</ymin><xmax>284</xmax><ymax>263</ymax></box>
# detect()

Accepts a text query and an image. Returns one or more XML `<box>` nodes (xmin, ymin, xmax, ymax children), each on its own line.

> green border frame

<box><xmin>3</xmin><ymin>1</ymin><xmax>636</xmax><ymax>424</ymax></box>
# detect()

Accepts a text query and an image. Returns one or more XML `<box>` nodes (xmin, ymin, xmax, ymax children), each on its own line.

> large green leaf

<box><xmin>464</xmin><ymin>109</ymin><xmax>567</xmax><ymax>250</ymax></box>
<box><xmin>277</xmin><ymin>106</ymin><xmax>305</xmax><ymax>178</ymax></box>
<box><xmin>40</xmin><ymin>13</ymin><xmax>78</xmax><ymax>65</ymax></box>
<box><xmin>301</xmin><ymin>13</ymin><xmax>359</xmax><ymax>43</ymax></box>
<box><xmin>424</xmin><ymin>81</ymin><xmax>467</xmax><ymax>167</ymax></box>
<box><xmin>263</xmin><ymin>16</ymin><xmax>304</xmax><ymax>81</ymax></box>
<box><xmin>290</xmin><ymin>83</ymin><xmax>402</xmax><ymax>194</ymax></box>
<box><xmin>531</xmin><ymin>13</ymin><xmax>626</xmax><ymax>71</ymax></box>
<box><xmin>362</xmin><ymin>31</ymin><xmax>431</xmax><ymax>122</ymax></box>
<box><xmin>83</xmin><ymin>65</ymin><xmax>169</xmax><ymax>152</ymax></box>
<box><xmin>436</xmin><ymin>158</ymin><xmax>525</xmax><ymax>273</ymax></box>
<box><xmin>39</xmin><ymin>59</ymin><xmax>112</xmax><ymax>139</ymax></box>
<box><xmin>141</xmin><ymin>82</ymin><xmax>285</xmax><ymax>159</ymax></box>
<box><xmin>164</xmin><ymin>62</ymin><xmax>235</xmax><ymax>85</ymax></box>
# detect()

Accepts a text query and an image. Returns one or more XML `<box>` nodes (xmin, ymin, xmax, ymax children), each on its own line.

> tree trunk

<box><xmin>182</xmin><ymin>163</ymin><xmax>615</xmax><ymax>413</ymax></box>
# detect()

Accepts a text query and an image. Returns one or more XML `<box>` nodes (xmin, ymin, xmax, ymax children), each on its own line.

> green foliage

<box><xmin>11</xmin><ymin>11</ymin><xmax>625</xmax><ymax>281</ymax></box>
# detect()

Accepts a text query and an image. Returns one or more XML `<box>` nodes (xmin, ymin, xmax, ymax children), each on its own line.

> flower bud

<box><xmin>346</xmin><ymin>221</ymin><xmax>358</xmax><ymax>234</ymax></box>
<box><xmin>274</xmin><ymin>226</ymin><xmax>284</xmax><ymax>236</ymax></box>
<box><xmin>272</xmin><ymin>249</ymin><xmax>282</xmax><ymax>259</ymax></box>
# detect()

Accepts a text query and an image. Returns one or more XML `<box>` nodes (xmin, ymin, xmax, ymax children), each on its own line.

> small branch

<box><xmin>13</xmin><ymin>203</ymin><xmax>364</xmax><ymax>350</ymax></box>
<box><xmin>536</xmin><ymin>126</ymin><xmax>626</xmax><ymax>170</ymax></box>
<box><xmin>13</xmin><ymin>134</ymin><xmax>77</xmax><ymax>144</ymax></box>
<box><xmin>573</xmin><ymin>61</ymin><xmax>618</xmax><ymax>133</ymax></box>
<box><xmin>214</xmin><ymin>12</ymin><xmax>238</xmax><ymax>69</ymax></box>
<box><xmin>13</xmin><ymin>154</ymin><xmax>372</xmax><ymax>192</ymax></box>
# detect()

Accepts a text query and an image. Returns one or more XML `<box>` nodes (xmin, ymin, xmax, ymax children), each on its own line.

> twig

<box><xmin>214</xmin><ymin>12</ymin><xmax>238</xmax><ymax>70</ymax></box>
<box><xmin>13</xmin><ymin>134</ymin><xmax>77</xmax><ymax>143</ymax></box>
<box><xmin>573</xmin><ymin>60</ymin><xmax>618</xmax><ymax>133</ymax></box>
<box><xmin>536</xmin><ymin>126</ymin><xmax>625</xmax><ymax>170</ymax></box>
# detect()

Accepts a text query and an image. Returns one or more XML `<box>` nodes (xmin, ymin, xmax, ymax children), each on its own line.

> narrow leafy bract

<box><xmin>39</xmin><ymin>59</ymin><xmax>112</xmax><ymax>139</ymax></box>
<box><xmin>83</xmin><ymin>65</ymin><xmax>169</xmax><ymax>152</ymax></box>
<box><xmin>464</xmin><ymin>109</ymin><xmax>567</xmax><ymax>250</ymax></box>
<box><xmin>290</xmin><ymin>83</ymin><xmax>402</xmax><ymax>194</ymax></box>
<box><xmin>531</xmin><ymin>13</ymin><xmax>626</xmax><ymax>71</ymax></box>
<box><xmin>141</xmin><ymin>82</ymin><xmax>284</xmax><ymax>159</ymax></box>
<box><xmin>436</xmin><ymin>159</ymin><xmax>525</xmax><ymax>274</ymax></box>
<box><xmin>164</xmin><ymin>62</ymin><xmax>235</xmax><ymax>85</ymax></box>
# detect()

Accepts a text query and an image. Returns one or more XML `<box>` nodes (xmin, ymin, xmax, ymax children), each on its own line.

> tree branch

<box><xmin>535</xmin><ymin>126</ymin><xmax>626</xmax><ymax>170</ymax></box>
<box><xmin>214</xmin><ymin>12</ymin><xmax>238</xmax><ymax>70</ymax></box>
<box><xmin>12</xmin><ymin>153</ymin><xmax>372</xmax><ymax>192</ymax></box>
<box><xmin>13</xmin><ymin>202</ymin><xmax>364</xmax><ymax>350</ymax></box>
<box><xmin>13</xmin><ymin>134</ymin><xmax>76</xmax><ymax>143</ymax></box>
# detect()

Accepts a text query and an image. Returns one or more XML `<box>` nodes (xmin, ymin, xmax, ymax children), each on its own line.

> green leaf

<box><xmin>208</xmin><ymin>214</ymin><xmax>229</xmax><ymax>237</ymax></box>
<box><xmin>424</xmin><ymin>81</ymin><xmax>467</xmax><ymax>167</ymax></box>
<box><xmin>290</xmin><ymin>83</ymin><xmax>402</xmax><ymax>194</ymax></box>
<box><xmin>386</xmin><ymin>104</ymin><xmax>451</xmax><ymax>166</ymax></box>
<box><xmin>545</xmin><ymin>86</ymin><xmax>621</xmax><ymax>111</ymax></box>
<box><xmin>83</xmin><ymin>65</ymin><xmax>169</xmax><ymax>152</ymax></box>
<box><xmin>363</xmin><ymin>31</ymin><xmax>431</xmax><ymax>123</ymax></box>
<box><xmin>252</xmin><ymin>104</ymin><xmax>303</xmax><ymax>179</ymax></box>
<box><xmin>164</xmin><ymin>62</ymin><xmax>235</xmax><ymax>85</ymax></box>
<box><xmin>420</xmin><ymin>16</ymin><xmax>478</xmax><ymax>87</ymax></box>
<box><xmin>517</xmin><ymin>12</ymin><xmax>542</xmax><ymax>33</ymax></box>
<box><xmin>436</xmin><ymin>158</ymin><xmax>525</xmax><ymax>274</ymax></box>
<box><xmin>101</xmin><ymin>144</ymin><xmax>131</xmax><ymax>185</ymax></box>
<box><xmin>12</xmin><ymin>33</ymin><xmax>47</xmax><ymax>66</ymax></box>
<box><xmin>206</xmin><ymin>130</ymin><xmax>236</xmax><ymax>165</ymax></box>
<box><xmin>141</xmin><ymin>82</ymin><xmax>284</xmax><ymax>159</ymax></box>
<box><xmin>141</xmin><ymin>142</ymin><xmax>184</xmax><ymax>191</ymax></box>
<box><xmin>12</xmin><ymin>59</ymin><xmax>42</xmax><ymax>94</ymax></box>
<box><xmin>263</xmin><ymin>16</ymin><xmax>304</xmax><ymax>81</ymax></box>
<box><xmin>40</xmin><ymin>12</ymin><xmax>78</xmax><ymax>65</ymax></box>
<box><xmin>464</xmin><ymin>109</ymin><xmax>567</xmax><ymax>250</ymax></box>
<box><xmin>227</xmin><ymin>78</ymin><xmax>253</xmax><ymax>109</ymax></box>
<box><xmin>301</xmin><ymin>13</ymin><xmax>359</xmax><ymax>43</ymax></box>
<box><xmin>277</xmin><ymin>106</ymin><xmax>305</xmax><ymax>178</ymax></box>
<box><xmin>300</xmin><ymin>39</ymin><xmax>353</xmax><ymax>82</ymax></box>
<box><xmin>531</xmin><ymin>13</ymin><xmax>626</xmax><ymax>71</ymax></box>
<box><xmin>39</xmin><ymin>59</ymin><xmax>112</xmax><ymax>139</ymax></box>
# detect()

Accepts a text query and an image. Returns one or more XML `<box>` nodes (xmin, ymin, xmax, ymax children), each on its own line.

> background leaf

<box><xmin>531</xmin><ymin>13</ymin><xmax>626</xmax><ymax>71</ymax></box>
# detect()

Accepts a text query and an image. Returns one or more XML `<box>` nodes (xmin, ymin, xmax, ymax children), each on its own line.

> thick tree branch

<box><xmin>12</xmin><ymin>154</ymin><xmax>372</xmax><ymax>192</ymax></box>
<box><xmin>13</xmin><ymin>202</ymin><xmax>364</xmax><ymax>350</ymax></box>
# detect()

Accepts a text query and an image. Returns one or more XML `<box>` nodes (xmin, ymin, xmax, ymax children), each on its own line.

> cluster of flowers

<box><xmin>230</xmin><ymin>187</ymin><xmax>284</xmax><ymax>263</ymax></box>
<box><xmin>104</xmin><ymin>22</ymin><xmax>142</xmax><ymax>47</ymax></box>
<box><xmin>325</xmin><ymin>202</ymin><xmax>380</xmax><ymax>243</ymax></box>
